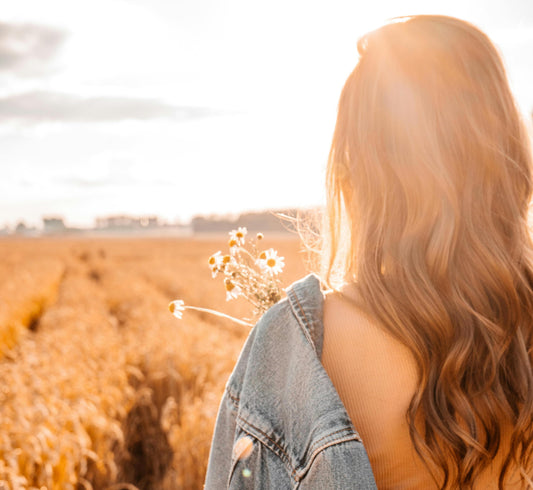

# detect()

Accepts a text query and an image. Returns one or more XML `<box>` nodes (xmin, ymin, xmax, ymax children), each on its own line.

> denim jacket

<box><xmin>204</xmin><ymin>273</ymin><xmax>378</xmax><ymax>489</ymax></box>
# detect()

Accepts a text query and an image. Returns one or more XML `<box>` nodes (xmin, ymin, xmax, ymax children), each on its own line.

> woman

<box><xmin>205</xmin><ymin>15</ymin><xmax>533</xmax><ymax>489</ymax></box>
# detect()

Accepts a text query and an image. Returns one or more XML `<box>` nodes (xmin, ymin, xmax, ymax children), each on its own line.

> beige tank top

<box><xmin>321</xmin><ymin>284</ymin><xmax>527</xmax><ymax>489</ymax></box>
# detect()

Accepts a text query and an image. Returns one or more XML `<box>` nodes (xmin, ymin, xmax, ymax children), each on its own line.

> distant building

<box><xmin>43</xmin><ymin>216</ymin><xmax>66</xmax><ymax>234</ymax></box>
<box><xmin>140</xmin><ymin>216</ymin><xmax>159</xmax><ymax>228</ymax></box>
<box><xmin>96</xmin><ymin>215</ymin><xmax>138</xmax><ymax>229</ymax></box>
<box><xmin>95</xmin><ymin>215</ymin><xmax>160</xmax><ymax>230</ymax></box>
<box><xmin>14</xmin><ymin>221</ymin><xmax>38</xmax><ymax>236</ymax></box>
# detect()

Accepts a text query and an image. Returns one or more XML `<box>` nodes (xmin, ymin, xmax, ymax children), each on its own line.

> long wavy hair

<box><xmin>323</xmin><ymin>15</ymin><xmax>533</xmax><ymax>489</ymax></box>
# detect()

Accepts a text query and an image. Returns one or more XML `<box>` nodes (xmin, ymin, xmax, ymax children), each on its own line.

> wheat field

<box><xmin>0</xmin><ymin>234</ymin><xmax>309</xmax><ymax>490</ymax></box>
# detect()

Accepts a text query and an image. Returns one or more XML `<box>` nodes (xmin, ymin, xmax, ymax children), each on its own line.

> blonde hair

<box><xmin>324</xmin><ymin>15</ymin><xmax>533</xmax><ymax>489</ymax></box>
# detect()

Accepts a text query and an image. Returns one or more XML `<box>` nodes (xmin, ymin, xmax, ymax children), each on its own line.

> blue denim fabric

<box><xmin>204</xmin><ymin>273</ymin><xmax>378</xmax><ymax>489</ymax></box>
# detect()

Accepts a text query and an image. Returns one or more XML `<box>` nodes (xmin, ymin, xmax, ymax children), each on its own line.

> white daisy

<box><xmin>208</xmin><ymin>251</ymin><xmax>224</xmax><ymax>278</ymax></box>
<box><xmin>228</xmin><ymin>238</ymin><xmax>239</xmax><ymax>254</ymax></box>
<box><xmin>168</xmin><ymin>300</ymin><xmax>185</xmax><ymax>319</ymax></box>
<box><xmin>229</xmin><ymin>227</ymin><xmax>248</xmax><ymax>246</ymax></box>
<box><xmin>225</xmin><ymin>279</ymin><xmax>242</xmax><ymax>301</ymax></box>
<box><xmin>221</xmin><ymin>254</ymin><xmax>235</xmax><ymax>267</ymax></box>
<box><xmin>256</xmin><ymin>248</ymin><xmax>285</xmax><ymax>275</ymax></box>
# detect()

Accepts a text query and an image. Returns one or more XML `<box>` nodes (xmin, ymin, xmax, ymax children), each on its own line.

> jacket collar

<box><xmin>286</xmin><ymin>273</ymin><xmax>327</xmax><ymax>359</ymax></box>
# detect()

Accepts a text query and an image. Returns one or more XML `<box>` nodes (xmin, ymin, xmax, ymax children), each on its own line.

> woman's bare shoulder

<box><xmin>323</xmin><ymin>283</ymin><xmax>389</xmax><ymax>340</ymax></box>
<box><xmin>322</xmin><ymin>282</ymin><xmax>419</xmax><ymax>418</ymax></box>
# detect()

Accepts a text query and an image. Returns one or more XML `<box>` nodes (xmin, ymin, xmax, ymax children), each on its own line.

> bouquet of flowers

<box><xmin>168</xmin><ymin>227</ymin><xmax>285</xmax><ymax>327</ymax></box>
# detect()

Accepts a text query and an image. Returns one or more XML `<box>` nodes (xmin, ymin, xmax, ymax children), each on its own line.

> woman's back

<box><xmin>323</xmin><ymin>285</ymin><xmax>524</xmax><ymax>489</ymax></box>
<box><xmin>320</xmin><ymin>14</ymin><xmax>533</xmax><ymax>489</ymax></box>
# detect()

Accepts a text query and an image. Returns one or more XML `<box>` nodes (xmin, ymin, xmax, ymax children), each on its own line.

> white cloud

<box><xmin>0</xmin><ymin>21</ymin><xmax>67</xmax><ymax>77</ymax></box>
<box><xmin>0</xmin><ymin>90</ymin><xmax>220</xmax><ymax>123</ymax></box>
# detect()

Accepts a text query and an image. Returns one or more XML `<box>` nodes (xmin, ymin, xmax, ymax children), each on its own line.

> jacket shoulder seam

<box><xmin>287</xmin><ymin>287</ymin><xmax>318</xmax><ymax>355</ymax></box>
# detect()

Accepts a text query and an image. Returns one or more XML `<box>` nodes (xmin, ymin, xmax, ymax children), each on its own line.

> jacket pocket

<box><xmin>228</xmin><ymin>427</ymin><xmax>293</xmax><ymax>489</ymax></box>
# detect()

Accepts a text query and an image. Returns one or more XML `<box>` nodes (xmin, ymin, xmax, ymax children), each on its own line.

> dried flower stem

<box><xmin>181</xmin><ymin>305</ymin><xmax>254</xmax><ymax>327</ymax></box>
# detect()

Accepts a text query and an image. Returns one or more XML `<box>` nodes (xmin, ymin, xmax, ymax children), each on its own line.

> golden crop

<box><xmin>0</xmin><ymin>235</ymin><xmax>308</xmax><ymax>490</ymax></box>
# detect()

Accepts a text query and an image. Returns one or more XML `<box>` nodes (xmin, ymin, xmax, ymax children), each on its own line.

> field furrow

<box><xmin>0</xmin><ymin>251</ymin><xmax>65</xmax><ymax>357</ymax></box>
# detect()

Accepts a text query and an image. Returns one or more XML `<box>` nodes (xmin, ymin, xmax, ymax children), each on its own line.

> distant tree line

<box><xmin>3</xmin><ymin>208</ymin><xmax>323</xmax><ymax>237</ymax></box>
<box><xmin>191</xmin><ymin>208</ymin><xmax>321</xmax><ymax>234</ymax></box>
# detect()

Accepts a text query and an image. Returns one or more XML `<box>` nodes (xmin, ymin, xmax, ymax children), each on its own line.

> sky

<box><xmin>1</xmin><ymin>0</ymin><xmax>532</xmax><ymax>228</ymax></box>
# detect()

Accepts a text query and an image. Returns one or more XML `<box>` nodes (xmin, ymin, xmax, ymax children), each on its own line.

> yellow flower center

<box><xmin>168</xmin><ymin>303</ymin><xmax>176</xmax><ymax>313</ymax></box>
<box><xmin>208</xmin><ymin>256</ymin><xmax>216</xmax><ymax>265</ymax></box>
<box><xmin>223</xmin><ymin>255</ymin><xmax>231</xmax><ymax>264</ymax></box>
<box><xmin>236</xmin><ymin>232</ymin><xmax>244</xmax><ymax>238</ymax></box>
<box><xmin>225</xmin><ymin>280</ymin><xmax>235</xmax><ymax>291</ymax></box>
<box><xmin>259</xmin><ymin>251</ymin><xmax>267</xmax><ymax>260</ymax></box>
<box><xmin>267</xmin><ymin>258</ymin><xmax>276</xmax><ymax>267</ymax></box>
<box><xmin>256</xmin><ymin>233</ymin><xmax>263</xmax><ymax>240</ymax></box>
<box><xmin>228</xmin><ymin>239</ymin><xmax>237</xmax><ymax>247</ymax></box>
